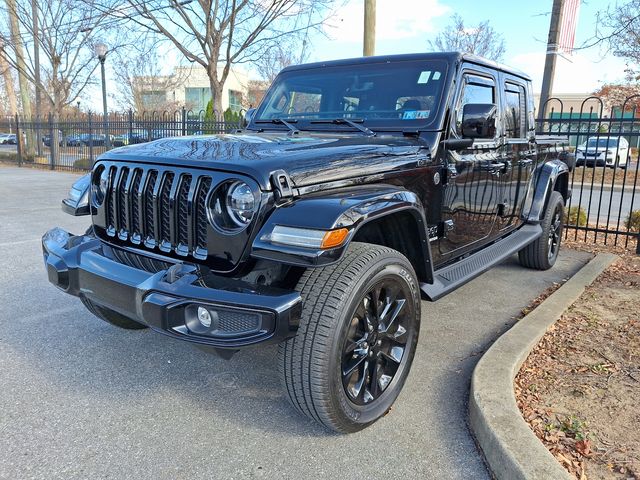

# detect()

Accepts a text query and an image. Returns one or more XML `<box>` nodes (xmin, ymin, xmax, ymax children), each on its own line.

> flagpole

<box><xmin>539</xmin><ymin>0</ymin><xmax>565</xmax><ymax>119</ymax></box>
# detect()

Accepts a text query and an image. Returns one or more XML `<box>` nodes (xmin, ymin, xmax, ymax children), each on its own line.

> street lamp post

<box><xmin>94</xmin><ymin>42</ymin><xmax>110</xmax><ymax>148</ymax></box>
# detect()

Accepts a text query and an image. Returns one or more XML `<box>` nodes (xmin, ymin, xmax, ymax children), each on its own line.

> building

<box><xmin>534</xmin><ymin>93</ymin><xmax>609</xmax><ymax>118</ymax></box>
<box><xmin>534</xmin><ymin>92</ymin><xmax>640</xmax><ymax>119</ymax></box>
<box><xmin>136</xmin><ymin>65</ymin><xmax>252</xmax><ymax>113</ymax></box>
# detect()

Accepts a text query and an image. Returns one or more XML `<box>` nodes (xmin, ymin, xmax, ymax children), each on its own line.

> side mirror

<box><xmin>461</xmin><ymin>103</ymin><xmax>497</xmax><ymax>139</ymax></box>
<box><xmin>61</xmin><ymin>173</ymin><xmax>91</xmax><ymax>216</ymax></box>
<box><xmin>244</xmin><ymin>108</ymin><xmax>256</xmax><ymax>127</ymax></box>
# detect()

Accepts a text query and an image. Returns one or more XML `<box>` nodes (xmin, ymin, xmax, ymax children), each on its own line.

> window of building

<box><xmin>229</xmin><ymin>90</ymin><xmax>243</xmax><ymax>112</ymax></box>
<box><xmin>140</xmin><ymin>91</ymin><xmax>166</xmax><ymax>109</ymax></box>
<box><xmin>185</xmin><ymin>87</ymin><xmax>212</xmax><ymax>112</ymax></box>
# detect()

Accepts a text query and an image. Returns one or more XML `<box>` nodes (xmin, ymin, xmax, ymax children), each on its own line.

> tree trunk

<box><xmin>0</xmin><ymin>45</ymin><xmax>18</xmax><ymax>116</ymax></box>
<box><xmin>207</xmin><ymin>65</ymin><xmax>224</xmax><ymax>119</ymax></box>
<box><xmin>5</xmin><ymin>0</ymin><xmax>35</xmax><ymax>157</ymax></box>
<box><xmin>50</xmin><ymin>103</ymin><xmax>60</xmax><ymax>168</ymax></box>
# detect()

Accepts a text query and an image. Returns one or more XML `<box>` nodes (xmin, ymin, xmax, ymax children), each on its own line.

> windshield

<box><xmin>253</xmin><ymin>60</ymin><xmax>449</xmax><ymax>131</ymax></box>
<box><xmin>587</xmin><ymin>138</ymin><xmax>619</xmax><ymax>148</ymax></box>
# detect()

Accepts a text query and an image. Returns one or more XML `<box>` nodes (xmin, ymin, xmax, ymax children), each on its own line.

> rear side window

<box><xmin>504</xmin><ymin>83</ymin><xmax>526</xmax><ymax>138</ymax></box>
<box><xmin>456</xmin><ymin>74</ymin><xmax>496</xmax><ymax>135</ymax></box>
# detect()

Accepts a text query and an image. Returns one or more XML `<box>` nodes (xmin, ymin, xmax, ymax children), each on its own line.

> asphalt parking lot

<box><xmin>0</xmin><ymin>166</ymin><xmax>592</xmax><ymax>479</ymax></box>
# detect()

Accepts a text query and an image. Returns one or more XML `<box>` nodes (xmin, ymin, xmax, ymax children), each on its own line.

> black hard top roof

<box><xmin>281</xmin><ymin>51</ymin><xmax>531</xmax><ymax>82</ymax></box>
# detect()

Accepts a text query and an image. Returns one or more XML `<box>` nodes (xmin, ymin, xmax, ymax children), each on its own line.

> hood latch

<box><xmin>270</xmin><ymin>169</ymin><xmax>294</xmax><ymax>201</ymax></box>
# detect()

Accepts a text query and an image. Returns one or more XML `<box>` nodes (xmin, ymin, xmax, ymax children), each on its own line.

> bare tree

<box><xmin>255</xmin><ymin>40</ymin><xmax>306</xmax><ymax>83</ymax></box>
<box><xmin>4</xmin><ymin>0</ymin><xmax>34</xmax><ymax>153</ymax></box>
<box><xmin>0</xmin><ymin>0</ymin><xmax>128</xmax><ymax>121</ymax></box>
<box><xmin>428</xmin><ymin>14</ymin><xmax>505</xmax><ymax>62</ymax></box>
<box><xmin>597</xmin><ymin>0</ymin><xmax>640</xmax><ymax>69</ymax></box>
<box><xmin>0</xmin><ymin>41</ymin><xmax>18</xmax><ymax>116</ymax></box>
<box><xmin>111</xmin><ymin>42</ymin><xmax>187</xmax><ymax>111</ymax></box>
<box><xmin>118</xmin><ymin>0</ymin><xmax>335</xmax><ymax>114</ymax></box>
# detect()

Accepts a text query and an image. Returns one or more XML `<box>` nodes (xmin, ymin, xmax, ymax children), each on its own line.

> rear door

<box><xmin>495</xmin><ymin>77</ymin><xmax>535</xmax><ymax>232</ymax></box>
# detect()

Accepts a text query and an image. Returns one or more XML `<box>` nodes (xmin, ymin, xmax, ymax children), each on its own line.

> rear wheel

<box><xmin>80</xmin><ymin>297</ymin><xmax>148</xmax><ymax>330</ymax></box>
<box><xmin>518</xmin><ymin>191</ymin><xmax>564</xmax><ymax>270</ymax></box>
<box><xmin>278</xmin><ymin>242</ymin><xmax>421</xmax><ymax>433</ymax></box>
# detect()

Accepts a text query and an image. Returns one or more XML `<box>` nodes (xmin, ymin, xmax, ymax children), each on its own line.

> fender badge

<box><xmin>433</xmin><ymin>172</ymin><xmax>441</xmax><ymax>185</ymax></box>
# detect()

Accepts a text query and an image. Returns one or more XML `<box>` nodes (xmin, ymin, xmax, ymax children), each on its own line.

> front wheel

<box><xmin>278</xmin><ymin>242</ymin><xmax>421</xmax><ymax>433</ymax></box>
<box><xmin>518</xmin><ymin>191</ymin><xmax>564</xmax><ymax>270</ymax></box>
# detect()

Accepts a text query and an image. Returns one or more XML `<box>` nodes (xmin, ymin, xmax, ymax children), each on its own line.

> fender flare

<box><xmin>525</xmin><ymin>159</ymin><xmax>570</xmax><ymax>223</ymax></box>
<box><xmin>251</xmin><ymin>184</ymin><xmax>434</xmax><ymax>283</ymax></box>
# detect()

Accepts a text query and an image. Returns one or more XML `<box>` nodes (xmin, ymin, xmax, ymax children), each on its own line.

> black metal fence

<box><xmin>538</xmin><ymin>95</ymin><xmax>640</xmax><ymax>252</ymax></box>
<box><xmin>0</xmin><ymin>109</ymin><xmax>244</xmax><ymax>171</ymax></box>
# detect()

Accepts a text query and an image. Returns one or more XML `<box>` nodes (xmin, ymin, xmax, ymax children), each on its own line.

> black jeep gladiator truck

<box><xmin>43</xmin><ymin>52</ymin><xmax>571</xmax><ymax>433</ymax></box>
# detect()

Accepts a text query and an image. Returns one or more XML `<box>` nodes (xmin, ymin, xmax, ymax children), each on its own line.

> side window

<box><xmin>504</xmin><ymin>83</ymin><xmax>526</xmax><ymax>138</ymax></box>
<box><xmin>456</xmin><ymin>74</ymin><xmax>496</xmax><ymax>136</ymax></box>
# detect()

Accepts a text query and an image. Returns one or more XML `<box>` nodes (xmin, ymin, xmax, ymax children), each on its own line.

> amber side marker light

<box><xmin>266</xmin><ymin>226</ymin><xmax>350</xmax><ymax>249</ymax></box>
<box><xmin>320</xmin><ymin>228</ymin><xmax>349</xmax><ymax>249</ymax></box>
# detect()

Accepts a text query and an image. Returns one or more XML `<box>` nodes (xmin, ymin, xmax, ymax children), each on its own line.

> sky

<box><xmin>307</xmin><ymin>0</ymin><xmax>629</xmax><ymax>94</ymax></box>
<box><xmin>90</xmin><ymin>0</ymin><xmax>631</xmax><ymax>111</ymax></box>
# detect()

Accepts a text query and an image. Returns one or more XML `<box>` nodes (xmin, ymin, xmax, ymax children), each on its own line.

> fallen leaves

<box><xmin>515</xmin><ymin>252</ymin><xmax>640</xmax><ymax>479</ymax></box>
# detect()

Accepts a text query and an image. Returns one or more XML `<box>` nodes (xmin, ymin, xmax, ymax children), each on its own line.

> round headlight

<box><xmin>226</xmin><ymin>181</ymin><xmax>255</xmax><ymax>226</ymax></box>
<box><xmin>209</xmin><ymin>180</ymin><xmax>257</xmax><ymax>233</ymax></box>
<box><xmin>92</xmin><ymin>166</ymin><xmax>109</xmax><ymax>206</ymax></box>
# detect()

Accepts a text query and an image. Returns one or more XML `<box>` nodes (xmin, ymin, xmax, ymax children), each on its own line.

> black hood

<box><xmin>99</xmin><ymin>131</ymin><xmax>438</xmax><ymax>190</ymax></box>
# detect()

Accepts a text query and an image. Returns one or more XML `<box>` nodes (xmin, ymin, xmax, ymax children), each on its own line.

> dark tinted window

<box><xmin>504</xmin><ymin>83</ymin><xmax>526</xmax><ymax>138</ymax></box>
<box><xmin>456</xmin><ymin>75</ymin><xmax>495</xmax><ymax>135</ymax></box>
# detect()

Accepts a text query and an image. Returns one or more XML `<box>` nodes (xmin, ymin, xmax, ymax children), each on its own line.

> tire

<box><xmin>518</xmin><ymin>191</ymin><xmax>564</xmax><ymax>270</ymax></box>
<box><xmin>80</xmin><ymin>296</ymin><xmax>148</xmax><ymax>330</ymax></box>
<box><xmin>278</xmin><ymin>242</ymin><xmax>421</xmax><ymax>433</ymax></box>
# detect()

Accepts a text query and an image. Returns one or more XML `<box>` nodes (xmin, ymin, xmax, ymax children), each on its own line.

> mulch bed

<box><xmin>515</xmin><ymin>250</ymin><xmax>640</xmax><ymax>479</ymax></box>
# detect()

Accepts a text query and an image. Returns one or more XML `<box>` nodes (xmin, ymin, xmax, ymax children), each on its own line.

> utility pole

<box><xmin>363</xmin><ymin>0</ymin><xmax>376</xmax><ymax>56</ymax></box>
<box><xmin>538</xmin><ymin>0</ymin><xmax>564</xmax><ymax>119</ymax></box>
<box><xmin>32</xmin><ymin>0</ymin><xmax>42</xmax><ymax>154</ymax></box>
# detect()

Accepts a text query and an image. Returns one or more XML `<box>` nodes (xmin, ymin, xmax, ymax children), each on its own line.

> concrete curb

<box><xmin>469</xmin><ymin>253</ymin><xmax>618</xmax><ymax>480</ymax></box>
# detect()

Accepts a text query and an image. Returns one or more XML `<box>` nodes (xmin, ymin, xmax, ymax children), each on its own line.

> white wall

<box><xmin>165</xmin><ymin>65</ymin><xmax>250</xmax><ymax>111</ymax></box>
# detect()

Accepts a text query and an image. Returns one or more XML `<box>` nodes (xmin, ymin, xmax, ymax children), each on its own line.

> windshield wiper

<box><xmin>310</xmin><ymin>118</ymin><xmax>376</xmax><ymax>137</ymax></box>
<box><xmin>254</xmin><ymin>118</ymin><xmax>300</xmax><ymax>134</ymax></box>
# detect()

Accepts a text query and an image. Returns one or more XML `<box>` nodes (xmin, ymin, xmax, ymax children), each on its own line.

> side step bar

<box><xmin>420</xmin><ymin>224</ymin><xmax>543</xmax><ymax>301</ymax></box>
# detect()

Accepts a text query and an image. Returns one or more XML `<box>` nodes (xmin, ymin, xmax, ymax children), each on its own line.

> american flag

<box><xmin>558</xmin><ymin>0</ymin><xmax>581</xmax><ymax>54</ymax></box>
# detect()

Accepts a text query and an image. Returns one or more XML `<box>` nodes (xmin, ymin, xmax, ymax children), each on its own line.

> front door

<box><xmin>437</xmin><ymin>70</ymin><xmax>502</xmax><ymax>259</ymax></box>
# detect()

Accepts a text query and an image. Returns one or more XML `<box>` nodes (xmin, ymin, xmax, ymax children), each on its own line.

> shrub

<box><xmin>626</xmin><ymin>210</ymin><xmax>640</xmax><ymax>232</ymax></box>
<box><xmin>223</xmin><ymin>107</ymin><xmax>243</xmax><ymax>125</ymax></box>
<box><xmin>566</xmin><ymin>206</ymin><xmax>587</xmax><ymax>227</ymax></box>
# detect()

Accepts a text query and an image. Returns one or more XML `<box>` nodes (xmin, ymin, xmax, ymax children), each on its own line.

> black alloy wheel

<box><xmin>518</xmin><ymin>191</ymin><xmax>565</xmax><ymax>270</ymax></box>
<box><xmin>547</xmin><ymin>207</ymin><xmax>562</xmax><ymax>263</ymax></box>
<box><xmin>341</xmin><ymin>280</ymin><xmax>412</xmax><ymax>405</ymax></box>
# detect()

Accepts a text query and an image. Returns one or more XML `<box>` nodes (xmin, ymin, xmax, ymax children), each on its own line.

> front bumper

<box><xmin>575</xmin><ymin>154</ymin><xmax>614</xmax><ymax>166</ymax></box>
<box><xmin>42</xmin><ymin>228</ymin><xmax>302</xmax><ymax>350</ymax></box>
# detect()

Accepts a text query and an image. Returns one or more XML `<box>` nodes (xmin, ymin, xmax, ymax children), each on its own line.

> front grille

<box><xmin>103</xmin><ymin>165</ymin><xmax>213</xmax><ymax>260</ymax></box>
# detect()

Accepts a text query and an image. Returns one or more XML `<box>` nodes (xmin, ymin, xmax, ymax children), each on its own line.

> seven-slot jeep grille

<box><xmin>103</xmin><ymin>165</ymin><xmax>213</xmax><ymax>260</ymax></box>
